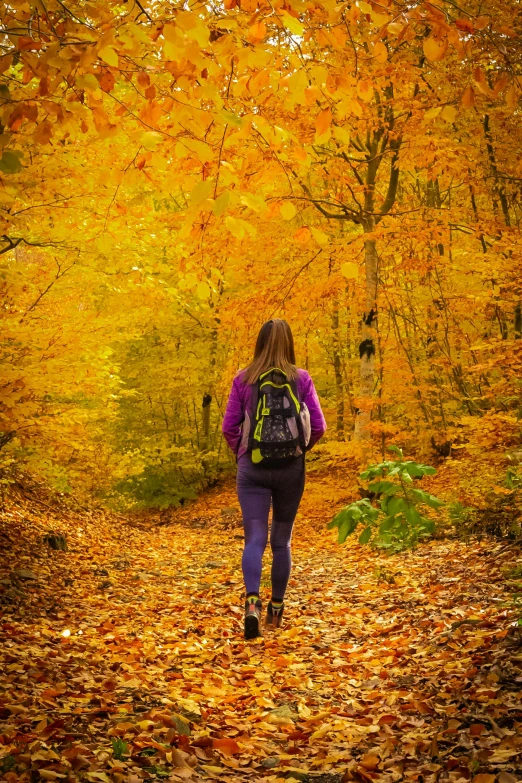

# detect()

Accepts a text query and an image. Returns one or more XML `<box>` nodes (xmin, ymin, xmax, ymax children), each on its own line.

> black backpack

<box><xmin>246</xmin><ymin>367</ymin><xmax>310</xmax><ymax>465</ymax></box>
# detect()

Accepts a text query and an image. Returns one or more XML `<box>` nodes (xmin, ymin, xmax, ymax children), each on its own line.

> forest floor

<box><xmin>1</xmin><ymin>464</ymin><xmax>522</xmax><ymax>783</ymax></box>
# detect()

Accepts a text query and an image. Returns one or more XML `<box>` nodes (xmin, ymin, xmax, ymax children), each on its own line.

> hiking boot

<box><xmin>244</xmin><ymin>597</ymin><xmax>262</xmax><ymax>639</ymax></box>
<box><xmin>265</xmin><ymin>600</ymin><xmax>284</xmax><ymax>629</ymax></box>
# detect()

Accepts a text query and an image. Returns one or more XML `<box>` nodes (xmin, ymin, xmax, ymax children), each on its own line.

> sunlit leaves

<box><xmin>423</xmin><ymin>37</ymin><xmax>447</xmax><ymax>62</ymax></box>
<box><xmin>341</xmin><ymin>262</ymin><xmax>358</xmax><ymax>279</ymax></box>
<box><xmin>280</xmin><ymin>202</ymin><xmax>297</xmax><ymax>220</ymax></box>
<box><xmin>314</xmin><ymin>108</ymin><xmax>332</xmax><ymax>141</ymax></box>
<box><xmin>98</xmin><ymin>47</ymin><xmax>119</xmax><ymax>67</ymax></box>
<box><xmin>281</xmin><ymin>12</ymin><xmax>304</xmax><ymax>36</ymax></box>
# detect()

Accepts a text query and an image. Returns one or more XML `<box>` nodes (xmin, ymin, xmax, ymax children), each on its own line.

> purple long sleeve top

<box><xmin>222</xmin><ymin>368</ymin><xmax>327</xmax><ymax>460</ymax></box>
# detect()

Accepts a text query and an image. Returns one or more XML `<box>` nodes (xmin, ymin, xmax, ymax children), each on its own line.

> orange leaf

<box><xmin>360</xmin><ymin>753</ymin><xmax>380</xmax><ymax>770</ymax></box>
<box><xmin>461</xmin><ymin>86</ymin><xmax>475</xmax><ymax>108</ymax></box>
<box><xmin>249</xmin><ymin>21</ymin><xmax>266</xmax><ymax>41</ymax></box>
<box><xmin>423</xmin><ymin>37</ymin><xmax>447</xmax><ymax>62</ymax></box>
<box><xmin>294</xmin><ymin>226</ymin><xmax>311</xmax><ymax>243</ymax></box>
<box><xmin>212</xmin><ymin>738</ymin><xmax>240</xmax><ymax>755</ymax></box>
<box><xmin>315</xmin><ymin>107</ymin><xmax>332</xmax><ymax>137</ymax></box>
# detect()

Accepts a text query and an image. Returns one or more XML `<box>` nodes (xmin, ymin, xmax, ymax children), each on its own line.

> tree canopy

<box><xmin>1</xmin><ymin>0</ymin><xmax>522</xmax><ymax>506</ymax></box>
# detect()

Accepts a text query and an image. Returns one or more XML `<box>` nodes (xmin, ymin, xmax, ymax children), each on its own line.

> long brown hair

<box><xmin>242</xmin><ymin>319</ymin><xmax>298</xmax><ymax>384</ymax></box>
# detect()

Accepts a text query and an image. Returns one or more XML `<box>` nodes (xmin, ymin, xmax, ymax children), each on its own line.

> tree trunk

<box><xmin>201</xmin><ymin>393</ymin><xmax>212</xmax><ymax>451</ymax></box>
<box><xmin>354</xmin><ymin>236</ymin><xmax>378</xmax><ymax>441</ymax></box>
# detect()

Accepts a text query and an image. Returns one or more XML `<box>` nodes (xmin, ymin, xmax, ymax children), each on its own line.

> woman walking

<box><xmin>222</xmin><ymin>319</ymin><xmax>327</xmax><ymax>639</ymax></box>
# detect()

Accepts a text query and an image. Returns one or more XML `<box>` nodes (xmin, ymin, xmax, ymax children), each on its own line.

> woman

<box><xmin>222</xmin><ymin>319</ymin><xmax>327</xmax><ymax>639</ymax></box>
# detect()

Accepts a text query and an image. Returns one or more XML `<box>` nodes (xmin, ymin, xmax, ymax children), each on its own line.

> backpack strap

<box><xmin>289</xmin><ymin>375</ymin><xmax>307</xmax><ymax>452</ymax></box>
<box><xmin>247</xmin><ymin>376</ymin><xmax>260</xmax><ymax>453</ymax></box>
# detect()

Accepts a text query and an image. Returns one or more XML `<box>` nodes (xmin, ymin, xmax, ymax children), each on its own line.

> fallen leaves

<box><xmin>1</xmin><ymin>473</ymin><xmax>522</xmax><ymax>783</ymax></box>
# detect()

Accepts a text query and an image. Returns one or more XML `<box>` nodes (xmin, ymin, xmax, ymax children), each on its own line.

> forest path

<box><xmin>0</xmin><ymin>469</ymin><xmax>521</xmax><ymax>783</ymax></box>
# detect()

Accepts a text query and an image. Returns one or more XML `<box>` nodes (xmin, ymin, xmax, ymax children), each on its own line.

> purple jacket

<box><xmin>222</xmin><ymin>368</ymin><xmax>327</xmax><ymax>460</ymax></box>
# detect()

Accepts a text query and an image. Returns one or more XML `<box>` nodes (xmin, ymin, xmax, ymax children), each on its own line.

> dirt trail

<box><xmin>0</xmin><ymin>470</ymin><xmax>521</xmax><ymax>783</ymax></box>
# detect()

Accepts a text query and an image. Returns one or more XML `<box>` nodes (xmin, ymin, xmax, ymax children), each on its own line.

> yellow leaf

<box><xmin>310</xmin><ymin>724</ymin><xmax>331</xmax><ymax>739</ymax></box>
<box><xmin>424</xmin><ymin>106</ymin><xmax>442</xmax><ymax>121</ymax></box>
<box><xmin>184</xmin><ymin>138</ymin><xmax>213</xmax><ymax>164</ymax></box>
<box><xmin>98</xmin><ymin>47</ymin><xmax>119</xmax><ymax>67</ymax></box>
<box><xmin>197</xmin><ymin>281</ymin><xmax>210</xmax><ymax>300</ymax></box>
<box><xmin>310</xmin><ymin>227</ymin><xmax>328</xmax><ymax>246</ymax></box>
<box><xmin>281</xmin><ymin>12</ymin><xmax>304</xmax><ymax>36</ymax></box>
<box><xmin>213</xmin><ymin>191</ymin><xmax>229</xmax><ymax>217</ymax></box>
<box><xmin>373</xmin><ymin>41</ymin><xmax>388</xmax><ymax>63</ymax></box>
<box><xmin>349</xmin><ymin>99</ymin><xmax>364</xmax><ymax>117</ymax></box>
<box><xmin>333</xmin><ymin>125</ymin><xmax>350</xmax><ymax>145</ymax></box>
<box><xmin>164</xmin><ymin>40</ymin><xmax>182</xmax><ymax>61</ymax></box>
<box><xmin>441</xmin><ymin>105</ymin><xmax>457</xmax><ymax>122</ymax></box>
<box><xmin>140</xmin><ymin>131</ymin><xmax>162</xmax><ymax>151</ymax></box>
<box><xmin>280</xmin><ymin>202</ymin><xmax>296</xmax><ymax>220</ymax></box>
<box><xmin>225</xmin><ymin>216</ymin><xmax>256</xmax><ymax>239</ymax></box>
<box><xmin>341</xmin><ymin>262</ymin><xmax>358</xmax><ymax>279</ymax></box>
<box><xmin>371</xmin><ymin>11</ymin><xmax>391</xmax><ymax>25</ymax></box>
<box><xmin>315</xmin><ymin>107</ymin><xmax>332</xmax><ymax>138</ymax></box>
<box><xmin>387</xmin><ymin>22</ymin><xmax>404</xmax><ymax>35</ymax></box>
<box><xmin>240</xmin><ymin>192</ymin><xmax>267</xmax><ymax>213</ymax></box>
<box><xmin>423</xmin><ymin>37</ymin><xmax>447</xmax><ymax>62</ymax></box>
<box><xmin>358</xmin><ymin>1</ymin><xmax>372</xmax><ymax>12</ymax></box>
<box><xmin>175</xmin><ymin>142</ymin><xmax>189</xmax><ymax>159</ymax></box>
<box><xmin>189</xmin><ymin>180</ymin><xmax>213</xmax><ymax>207</ymax></box>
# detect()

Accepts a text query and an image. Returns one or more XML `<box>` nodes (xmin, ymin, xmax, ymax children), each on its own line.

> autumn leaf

<box><xmin>280</xmin><ymin>202</ymin><xmax>297</xmax><ymax>220</ymax></box>
<box><xmin>281</xmin><ymin>12</ymin><xmax>304</xmax><ymax>36</ymax></box>
<box><xmin>98</xmin><ymin>47</ymin><xmax>119</xmax><ymax>67</ymax></box>
<box><xmin>423</xmin><ymin>37</ymin><xmax>447</xmax><ymax>61</ymax></box>
<box><xmin>341</xmin><ymin>262</ymin><xmax>358</xmax><ymax>278</ymax></box>
<box><xmin>315</xmin><ymin>108</ymin><xmax>332</xmax><ymax>140</ymax></box>
<box><xmin>212</xmin><ymin>738</ymin><xmax>241</xmax><ymax>755</ymax></box>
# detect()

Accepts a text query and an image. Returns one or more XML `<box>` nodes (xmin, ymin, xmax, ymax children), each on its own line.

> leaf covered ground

<box><xmin>1</xmin><ymin>468</ymin><xmax>522</xmax><ymax>783</ymax></box>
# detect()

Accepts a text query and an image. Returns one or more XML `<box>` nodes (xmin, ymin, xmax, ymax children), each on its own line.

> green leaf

<box><xmin>358</xmin><ymin>526</ymin><xmax>372</xmax><ymax>545</ymax></box>
<box><xmin>425</xmin><ymin>493</ymin><xmax>444</xmax><ymax>509</ymax></box>
<box><xmin>386</xmin><ymin>496</ymin><xmax>405</xmax><ymax>517</ymax></box>
<box><xmin>220</xmin><ymin>110</ymin><xmax>243</xmax><ymax>127</ymax></box>
<box><xmin>379</xmin><ymin>516</ymin><xmax>396</xmax><ymax>534</ymax></box>
<box><xmin>172</xmin><ymin>713</ymin><xmax>191</xmax><ymax>736</ymax></box>
<box><xmin>403</xmin><ymin>461</ymin><xmax>424</xmax><ymax>477</ymax></box>
<box><xmin>328</xmin><ymin>508</ymin><xmax>348</xmax><ymax>529</ymax></box>
<box><xmin>0</xmin><ymin>150</ymin><xmax>23</xmax><ymax>174</ymax></box>
<box><xmin>338</xmin><ymin>516</ymin><xmax>357</xmax><ymax>544</ymax></box>
<box><xmin>403</xmin><ymin>504</ymin><xmax>421</xmax><ymax>526</ymax></box>
<box><xmin>411</xmin><ymin>488</ymin><xmax>429</xmax><ymax>504</ymax></box>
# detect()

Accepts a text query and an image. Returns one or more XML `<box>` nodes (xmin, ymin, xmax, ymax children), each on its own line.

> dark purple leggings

<box><xmin>236</xmin><ymin>454</ymin><xmax>306</xmax><ymax>600</ymax></box>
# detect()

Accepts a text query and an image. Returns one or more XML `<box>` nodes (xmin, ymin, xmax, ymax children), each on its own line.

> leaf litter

<box><xmin>1</xmin><ymin>470</ymin><xmax>522</xmax><ymax>783</ymax></box>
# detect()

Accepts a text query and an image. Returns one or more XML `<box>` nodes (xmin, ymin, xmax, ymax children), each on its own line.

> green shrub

<box><xmin>328</xmin><ymin>446</ymin><xmax>443</xmax><ymax>551</ymax></box>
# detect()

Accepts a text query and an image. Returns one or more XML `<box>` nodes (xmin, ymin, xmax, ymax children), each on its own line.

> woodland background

<box><xmin>2</xmin><ymin>5</ymin><xmax>522</xmax><ymax>783</ymax></box>
<box><xmin>1</xmin><ymin>0</ymin><xmax>522</xmax><ymax>513</ymax></box>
